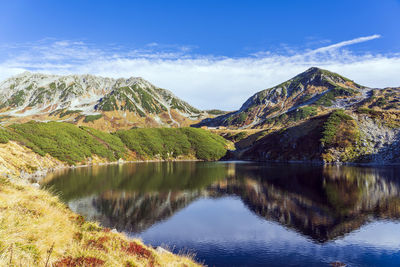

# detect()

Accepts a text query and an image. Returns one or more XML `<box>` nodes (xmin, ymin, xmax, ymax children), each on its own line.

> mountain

<box><xmin>199</xmin><ymin>67</ymin><xmax>400</xmax><ymax>164</ymax></box>
<box><xmin>197</xmin><ymin>67</ymin><xmax>369</xmax><ymax>128</ymax></box>
<box><xmin>0</xmin><ymin>72</ymin><xmax>208</xmax><ymax>130</ymax></box>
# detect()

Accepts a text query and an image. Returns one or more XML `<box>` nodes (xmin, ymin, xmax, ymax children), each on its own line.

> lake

<box><xmin>41</xmin><ymin>161</ymin><xmax>400</xmax><ymax>266</ymax></box>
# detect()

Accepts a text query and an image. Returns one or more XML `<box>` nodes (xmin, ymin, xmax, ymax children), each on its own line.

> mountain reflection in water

<box><xmin>42</xmin><ymin>162</ymin><xmax>400</xmax><ymax>266</ymax></box>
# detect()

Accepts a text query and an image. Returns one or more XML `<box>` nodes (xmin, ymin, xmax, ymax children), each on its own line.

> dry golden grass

<box><xmin>0</xmin><ymin>141</ymin><xmax>64</xmax><ymax>177</ymax></box>
<box><xmin>0</xmin><ymin>176</ymin><xmax>201</xmax><ymax>267</ymax></box>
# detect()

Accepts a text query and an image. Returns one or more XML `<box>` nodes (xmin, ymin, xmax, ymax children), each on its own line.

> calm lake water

<box><xmin>41</xmin><ymin>161</ymin><xmax>400</xmax><ymax>266</ymax></box>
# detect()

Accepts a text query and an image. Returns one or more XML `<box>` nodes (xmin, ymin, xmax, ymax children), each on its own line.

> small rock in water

<box><xmin>156</xmin><ymin>247</ymin><xmax>172</xmax><ymax>255</ymax></box>
<box><xmin>330</xmin><ymin>262</ymin><xmax>347</xmax><ymax>267</ymax></box>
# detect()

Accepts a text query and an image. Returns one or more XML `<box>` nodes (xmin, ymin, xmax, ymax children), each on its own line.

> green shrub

<box><xmin>83</xmin><ymin>114</ymin><xmax>102</xmax><ymax>123</ymax></box>
<box><xmin>9</xmin><ymin>121</ymin><xmax>118</xmax><ymax>164</ymax></box>
<box><xmin>375</xmin><ymin>97</ymin><xmax>387</xmax><ymax>107</ymax></box>
<box><xmin>180</xmin><ymin>128</ymin><xmax>227</xmax><ymax>160</ymax></box>
<box><xmin>236</xmin><ymin>113</ymin><xmax>247</xmax><ymax>124</ymax></box>
<box><xmin>60</xmin><ymin>110</ymin><xmax>82</xmax><ymax>118</ymax></box>
<box><xmin>356</xmin><ymin>107</ymin><xmax>381</xmax><ymax>116</ymax></box>
<box><xmin>320</xmin><ymin>110</ymin><xmax>356</xmax><ymax>148</ymax></box>
<box><xmin>3</xmin><ymin>122</ymin><xmax>227</xmax><ymax>164</ymax></box>
<box><xmin>315</xmin><ymin>87</ymin><xmax>357</xmax><ymax>107</ymax></box>
<box><xmin>116</xmin><ymin>127</ymin><xmax>227</xmax><ymax>161</ymax></box>
<box><xmin>232</xmin><ymin>132</ymin><xmax>248</xmax><ymax>142</ymax></box>
<box><xmin>81</xmin><ymin>126</ymin><xmax>126</xmax><ymax>159</ymax></box>
<box><xmin>265</xmin><ymin>106</ymin><xmax>317</xmax><ymax>125</ymax></box>
<box><xmin>290</xmin><ymin>106</ymin><xmax>317</xmax><ymax>121</ymax></box>
<box><xmin>0</xmin><ymin>128</ymin><xmax>11</xmax><ymax>143</ymax></box>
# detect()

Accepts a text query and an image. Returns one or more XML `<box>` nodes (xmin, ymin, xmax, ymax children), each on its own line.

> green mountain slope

<box><xmin>0</xmin><ymin>121</ymin><xmax>228</xmax><ymax>165</ymax></box>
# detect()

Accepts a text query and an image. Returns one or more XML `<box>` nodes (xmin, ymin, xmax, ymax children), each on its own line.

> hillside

<box><xmin>0</xmin><ymin>121</ymin><xmax>228</xmax><ymax>176</ymax></box>
<box><xmin>0</xmin><ymin>72</ymin><xmax>210</xmax><ymax>130</ymax></box>
<box><xmin>224</xmin><ymin>108</ymin><xmax>400</xmax><ymax>164</ymax></box>
<box><xmin>197</xmin><ymin>67</ymin><xmax>400</xmax><ymax>164</ymax></box>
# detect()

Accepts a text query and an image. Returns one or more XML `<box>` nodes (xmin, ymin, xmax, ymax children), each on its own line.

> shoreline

<box><xmin>26</xmin><ymin>156</ymin><xmax>400</xmax><ymax>184</ymax></box>
<box><xmin>23</xmin><ymin>158</ymin><xmax>204</xmax><ymax>183</ymax></box>
<box><xmin>0</xmin><ymin>175</ymin><xmax>200</xmax><ymax>266</ymax></box>
<box><xmin>226</xmin><ymin>158</ymin><xmax>400</xmax><ymax>167</ymax></box>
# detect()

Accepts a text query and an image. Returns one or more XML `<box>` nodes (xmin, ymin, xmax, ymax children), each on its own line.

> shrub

<box><xmin>265</xmin><ymin>106</ymin><xmax>317</xmax><ymax>125</ymax></box>
<box><xmin>116</xmin><ymin>127</ymin><xmax>227</xmax><ymax>161</ymax></box>
<box><xmin>3</xmin><ymin>122</ymin><xmax>228</xmax><ymax>164</ymax></box>
<box><xmin>180</xmin><ymin>127</ymin><xmax>227</xmax><ymax>160</ymax></box>
<box><xmin>320</xmin><ymin>110</ymin><xmax>357</xmax><ymax>148</ymax></box>
<box><xmin>315</xmin><ymin>87</ymin><xmax>357</xmax><ymax>107</ymax></box>
<box><xmin>83</xmin><ymin>114</ymin><xmax>102</xmax><ymax>123</ymax></box>
<box><xmin>81</xmin><ymin>126</ymin><xmax>126</xmax><ymax>159</ymax></box>
<box><xmin>60</xmin><ymin>110</ymin><xmax>82</xmax><ymax>118</ymax></box>
<box><xmin>0</xmin><ymin>128</ymin><xmax>10</xmax><ymax>143</ymax></box>
<box><xmin>9</xmin><ymin>121</ymin><xmax>118</xmax><ymax>164</ymax></box>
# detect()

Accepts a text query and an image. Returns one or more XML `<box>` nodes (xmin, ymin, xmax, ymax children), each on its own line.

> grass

<box><xmin>0</xmin><ymin>176</ymin><xmax>200</xmax><ymax>266</ymax></box>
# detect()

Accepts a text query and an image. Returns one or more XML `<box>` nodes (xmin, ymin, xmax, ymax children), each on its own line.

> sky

<box><xmin>1</xmin><ymin>0</ymin><xmax>400</xmax><ymax>110</ymax></box>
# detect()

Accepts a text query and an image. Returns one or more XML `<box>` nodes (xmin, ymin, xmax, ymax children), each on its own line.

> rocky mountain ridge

<box><xmin>0</xmin><ymin>72</ymin><xmax>207</xmax><ymax>129</ymax></box>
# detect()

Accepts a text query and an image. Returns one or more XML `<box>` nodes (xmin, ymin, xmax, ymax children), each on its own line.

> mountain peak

<box><xmin>304</xmin><ymin>66</ymin><xmax>322</xmax><ymax>73</ymax></box>
<box><xmin>198</xmin><ymin>68</ymin><xmax>367</xmax><ymax>128</ymax></box>
<box><xmin>297</xmin><ymin>67</ymin><xmax>356</xmax><ymax>84</ymax></box>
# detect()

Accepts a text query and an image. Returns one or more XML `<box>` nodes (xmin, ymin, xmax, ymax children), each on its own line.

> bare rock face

<box><xmin>355</xmin><ymin>116</ymin><xmax>400</xmax><ymax>164</ymax></box>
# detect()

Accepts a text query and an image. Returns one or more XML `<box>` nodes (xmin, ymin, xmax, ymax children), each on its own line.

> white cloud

<box><xmin>308</xmin><ymin>34</ymin><xmax>382</xmax><ymax>54</ymax></box>
<box><xmin>0</xmin><ymin>35</ymin><xmax>399</xmax><ymax>110</ymax></box>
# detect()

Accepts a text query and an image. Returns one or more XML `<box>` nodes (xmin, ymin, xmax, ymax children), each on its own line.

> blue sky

<box><xmin>1</xmin><ymin>0</ymin><xmax>400</xmax><ymax>110</ymax></box>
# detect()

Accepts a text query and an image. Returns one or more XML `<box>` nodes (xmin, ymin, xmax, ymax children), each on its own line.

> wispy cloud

<box><xmin>308</xmin><ymin>34</ymin><xmax>381</xmax><ymax>54</ymax></box>
<box><xmin>0</xmin><ymin>35</ymin><xmax>399</xmax><ymax>110</ymax></box>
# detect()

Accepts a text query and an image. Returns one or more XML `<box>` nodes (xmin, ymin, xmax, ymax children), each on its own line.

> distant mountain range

<box><xmin>0</xmin><ymin>72</ymin><xmax>220</xmax><ymax>130</ymax></box>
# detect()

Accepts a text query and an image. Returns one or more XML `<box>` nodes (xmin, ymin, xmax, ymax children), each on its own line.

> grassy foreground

<box><xmin>0</xmin><ymin>176</ymin><xmax>200</xmax><ymax>266</ymax></box>
<box><xmin>0</xmin><ymin>122</ymin><xmax>215</xmax><ymax>266</ymax></box>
